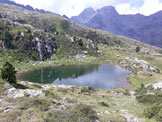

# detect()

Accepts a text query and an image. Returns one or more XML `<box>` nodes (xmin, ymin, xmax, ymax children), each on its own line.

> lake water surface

<box><xmin>19</xmin><ymin>64</ymin><xmax>132</xmax><ymax>89</ymax></box>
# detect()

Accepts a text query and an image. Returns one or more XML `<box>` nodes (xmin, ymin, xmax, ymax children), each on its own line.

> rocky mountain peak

<box><xmin>71</xmin><ymin>6</ymin><xmax>162</xmax><ymax>48</ymax></box>
<box><xmin>98</xmin><ymin>6</ymin><xmax>118</xmax><ymax>16</ymax></box>
<box><xmin>80</xmin><ymin>7</ymin><xmax>96</xmax><ymax>16</ymax></box>
<box><xmin>71</xmin><ymin>7</ymin><xmax>96</xmax><ymax>24</ymax></box>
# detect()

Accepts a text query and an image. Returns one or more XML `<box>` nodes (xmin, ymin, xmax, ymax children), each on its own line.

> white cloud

<box><xmin>140</xmin><ymin>0</ymin><xmax>162</xmax><ymax>15</ymax></box>
<box><xmin>116</xmin><ymin>0</ymin><xmax>162</xmax><ymax>16</ymax></box>
<box><xmin>14</xmin><ymin>0</ymin><xmax>162</xmax><ymax>17</ymax></box>
<box><xmin>116</xmin><ymin>4</ymin><xmax>140</xmax><ymax>15</ymax></box>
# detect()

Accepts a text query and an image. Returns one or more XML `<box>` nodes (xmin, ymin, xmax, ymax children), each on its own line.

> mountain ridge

<box><xmin>71</xmin><ymin>6</ymin><xmax>162</xmax><ymax>48</ymax></box>
<box><xmin>0</xmin><ymin>0</ymin><xmax>52</xmax><ymax>14</ymax></box>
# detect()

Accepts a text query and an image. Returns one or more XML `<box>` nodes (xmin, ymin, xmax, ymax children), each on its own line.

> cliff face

<box><xmin>0</xmin><ymin>17</ymin><xmax>58</xmax><ymax>61</ymax></box>
<box><xmin>71</xmin><ymin>6</ymin><xmax>162</xmax><ymax>48</ymax></box>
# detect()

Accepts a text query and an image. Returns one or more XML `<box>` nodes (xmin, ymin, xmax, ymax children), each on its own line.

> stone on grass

<box><xmin>152</xmin><ymin>82</ymin><xmax>162</xmax><ymax>90</ymax></box>
<box><xmin>6</xmin><ymin>88</ymin><xmax>44</xmax><ymax>98</ymax></box>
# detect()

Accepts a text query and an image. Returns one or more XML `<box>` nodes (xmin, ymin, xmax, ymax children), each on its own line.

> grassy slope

<box><xmin>1</xmin><ymin>44</ymin><xmax>161</xmax><ymax>122</ymax></box>
<box><xmin>0</xmin><ymin>3</ymin><xmax>161</xmax><ymax>122</ymax></box>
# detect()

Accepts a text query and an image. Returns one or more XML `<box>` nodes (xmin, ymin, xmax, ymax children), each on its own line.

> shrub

<box><xmin>44</xmin><ymin>104</ymin><xmax>98</xmax><ymax>122</ymax></box>
<box><xmin>57</xmin><ymin>88</ymin><xmax>69</xmax><ymax>93</ymax></box>
<box><xmin>78</xmin><ymin>39</ymin><xmax>84</xmax><ymax>46</ymax></box>
<box><xmin>81</xmin><ymin>86</ymin><xmax>95</xmax><ymax>93</ymax></box>
<box><xmin>136</xmin><ymin>94</ymin><xmax>162</xmax><ymax>104</ymax></box>
<box><xmin>81</xmin><ymin>87</ymin><xmax>89</xmax><ymax>93</ymax></box>
<box><xmin>19</xmin><ymin>98</ymin><xmax>51</xmax><ymax>111</ymax></box>
<box><xmin>0</xmin><ymin>30</ymin><xmax>12</xmax><ymax>42</ymax></box>
<box><xmin>1</xmin><ymin>61</ymin><xmax>17</xmax><ymax>84</ymax></box>
<box><xmin>98</xmin><ymin>101</ymin><xmax>109</xmax><ymax>107</ymax></box>
<box><xmin>71</xmin><ymin>104</ymin><xmax>98</xmax><ymax>121</ymax></box>
<box><xmin>44</xmin><ymin>90</ymin><xmax>59</xmax><ymax>99</ymax></box>
<box><xmin>87</xmin><ymin>86</ymin><xmax>95</xmax><ymax>91</ymax></box>
<box><xmin>135</xmin><ymin>83</ymin><xmax>147</xmax><ymax>95</ymax></box>
<box><xmin>155</xmin><ymin>108</ymin><xmax>162</xmax><ymax>122</ymax></box>
<box><xmin>136</xmin><ymin>93</ymin><xmax>162</xmax><ymax>121</ymax></box>
<box><xmin>136</xmin><ymin>46</ymin><xmax>140</xmax><ymax>52</ymax></box>
<box><xmin>144</xmin><ymin>104</ymin><xmax>162</xmax><ymax>120</ymax></box>
<box><xmin>12</xmin><ymin>83</ymin><xmax>29</xmax><ymax>89</ymax></box>
<box><xmin>123</xmin><ymin>89</ymin><xmax>131</xmax><ymax>96</ymax></box>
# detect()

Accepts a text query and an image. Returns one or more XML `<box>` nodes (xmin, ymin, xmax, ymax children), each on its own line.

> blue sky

<box><xmin>131</xmin><ymin>0</ymin><xmax>144</xmax><ymax>8</ymax></box>
<box><xmin>11</xmin><ymin>0</ymin><xmax>162</xmax><ymax>17</ymax></box>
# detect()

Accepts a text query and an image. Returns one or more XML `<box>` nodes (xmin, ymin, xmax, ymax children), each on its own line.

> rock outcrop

<box><xmin>36</xmin><ymin>38</ymin><xmax>57</xmax><ymax>60</ymax></box>
<box><xmin>6</xmin><ymin>88</ymin><xmax>44</xmax><ymax>98</ymax></box>
<box><xmin>120</xmin><ymin>57</ymin><xmax>160</xmax><ymax>74</ymax></box>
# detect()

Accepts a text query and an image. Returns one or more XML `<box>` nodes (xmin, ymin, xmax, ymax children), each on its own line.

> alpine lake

<box><xmin>19</xmin><ymin>64</ymin><xmax>132</xmax><ymax>89</ymax></box>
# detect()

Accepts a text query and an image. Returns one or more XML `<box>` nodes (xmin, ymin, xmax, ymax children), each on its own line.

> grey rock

<box><xmin>97</xmin><ymin>50</ymin><xmax>104</xmax><ymax>56</ymax></box>
<box><xmin>6</xmin><ymin>88</ymin><xmax>44</xmax><ymax>98</ymax></box>
<box><xmin>152</xmin><ymin>82</ymin><xmax>162</xmax><ymax>90</ymax></box>
<box><xmin>52</xmin><ymin>99</ymin><xmax>58</xmax><ymax>104</ymax></box>
<box><xmin>105</xmin><ymin>110</ymin><xmax>110</xmax><ymax>115</ymax></box>
<box><xmin>93</xmin><ymin>120</ymin><xmax>100</xmax><ymax>122</ymax></box>
<box><xmin>4</xmin><ymin>108</ymin><xmax>12</xmax><ymax>113</ymax></box>
<box><xmin>2</xmin><ymin>41</ymin><xmax>10</xmax><ymax>50</ymax></box>
<box><xmin>4</xmin><ymin>83</ymin><xmax>14</xmax><ymax>89</ymax></box>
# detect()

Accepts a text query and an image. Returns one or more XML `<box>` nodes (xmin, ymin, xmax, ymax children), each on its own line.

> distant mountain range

<box><xmin>0</xmin><ymin>0</ymin><xmax>52</xmax><ymax>14</ymax></box>
<box><xmin>71</xmin><ymin>6</ymin><xmax>162</xmax><ymax>48</ymax></box>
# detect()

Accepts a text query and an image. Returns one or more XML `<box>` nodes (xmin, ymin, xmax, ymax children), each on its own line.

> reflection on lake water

<box><xmin>19</xmin><ymin>64</ymin><xmax>132</xmax><ymax>89</ymax></box>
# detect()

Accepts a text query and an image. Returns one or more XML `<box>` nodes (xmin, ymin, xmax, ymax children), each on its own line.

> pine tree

<box><xmin>1</xmin><ymin>61</ymin><xmax>17</xmax><ymax>84</ymax></box>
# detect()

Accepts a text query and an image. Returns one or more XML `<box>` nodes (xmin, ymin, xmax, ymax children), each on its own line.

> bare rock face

<box><xmin>22</xmin><ymin>34</ymin><xmax>57</xmax><ymax>60</ymax></box>
<box><xmin>37</xmin><ymin>41</ymin><xmax>48</xmax><ymax>60</ymax></box>
<box><xmin>36</xmin><ymin>38</ymin><xmax>57</xmax><ymax>60</ymax></box>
